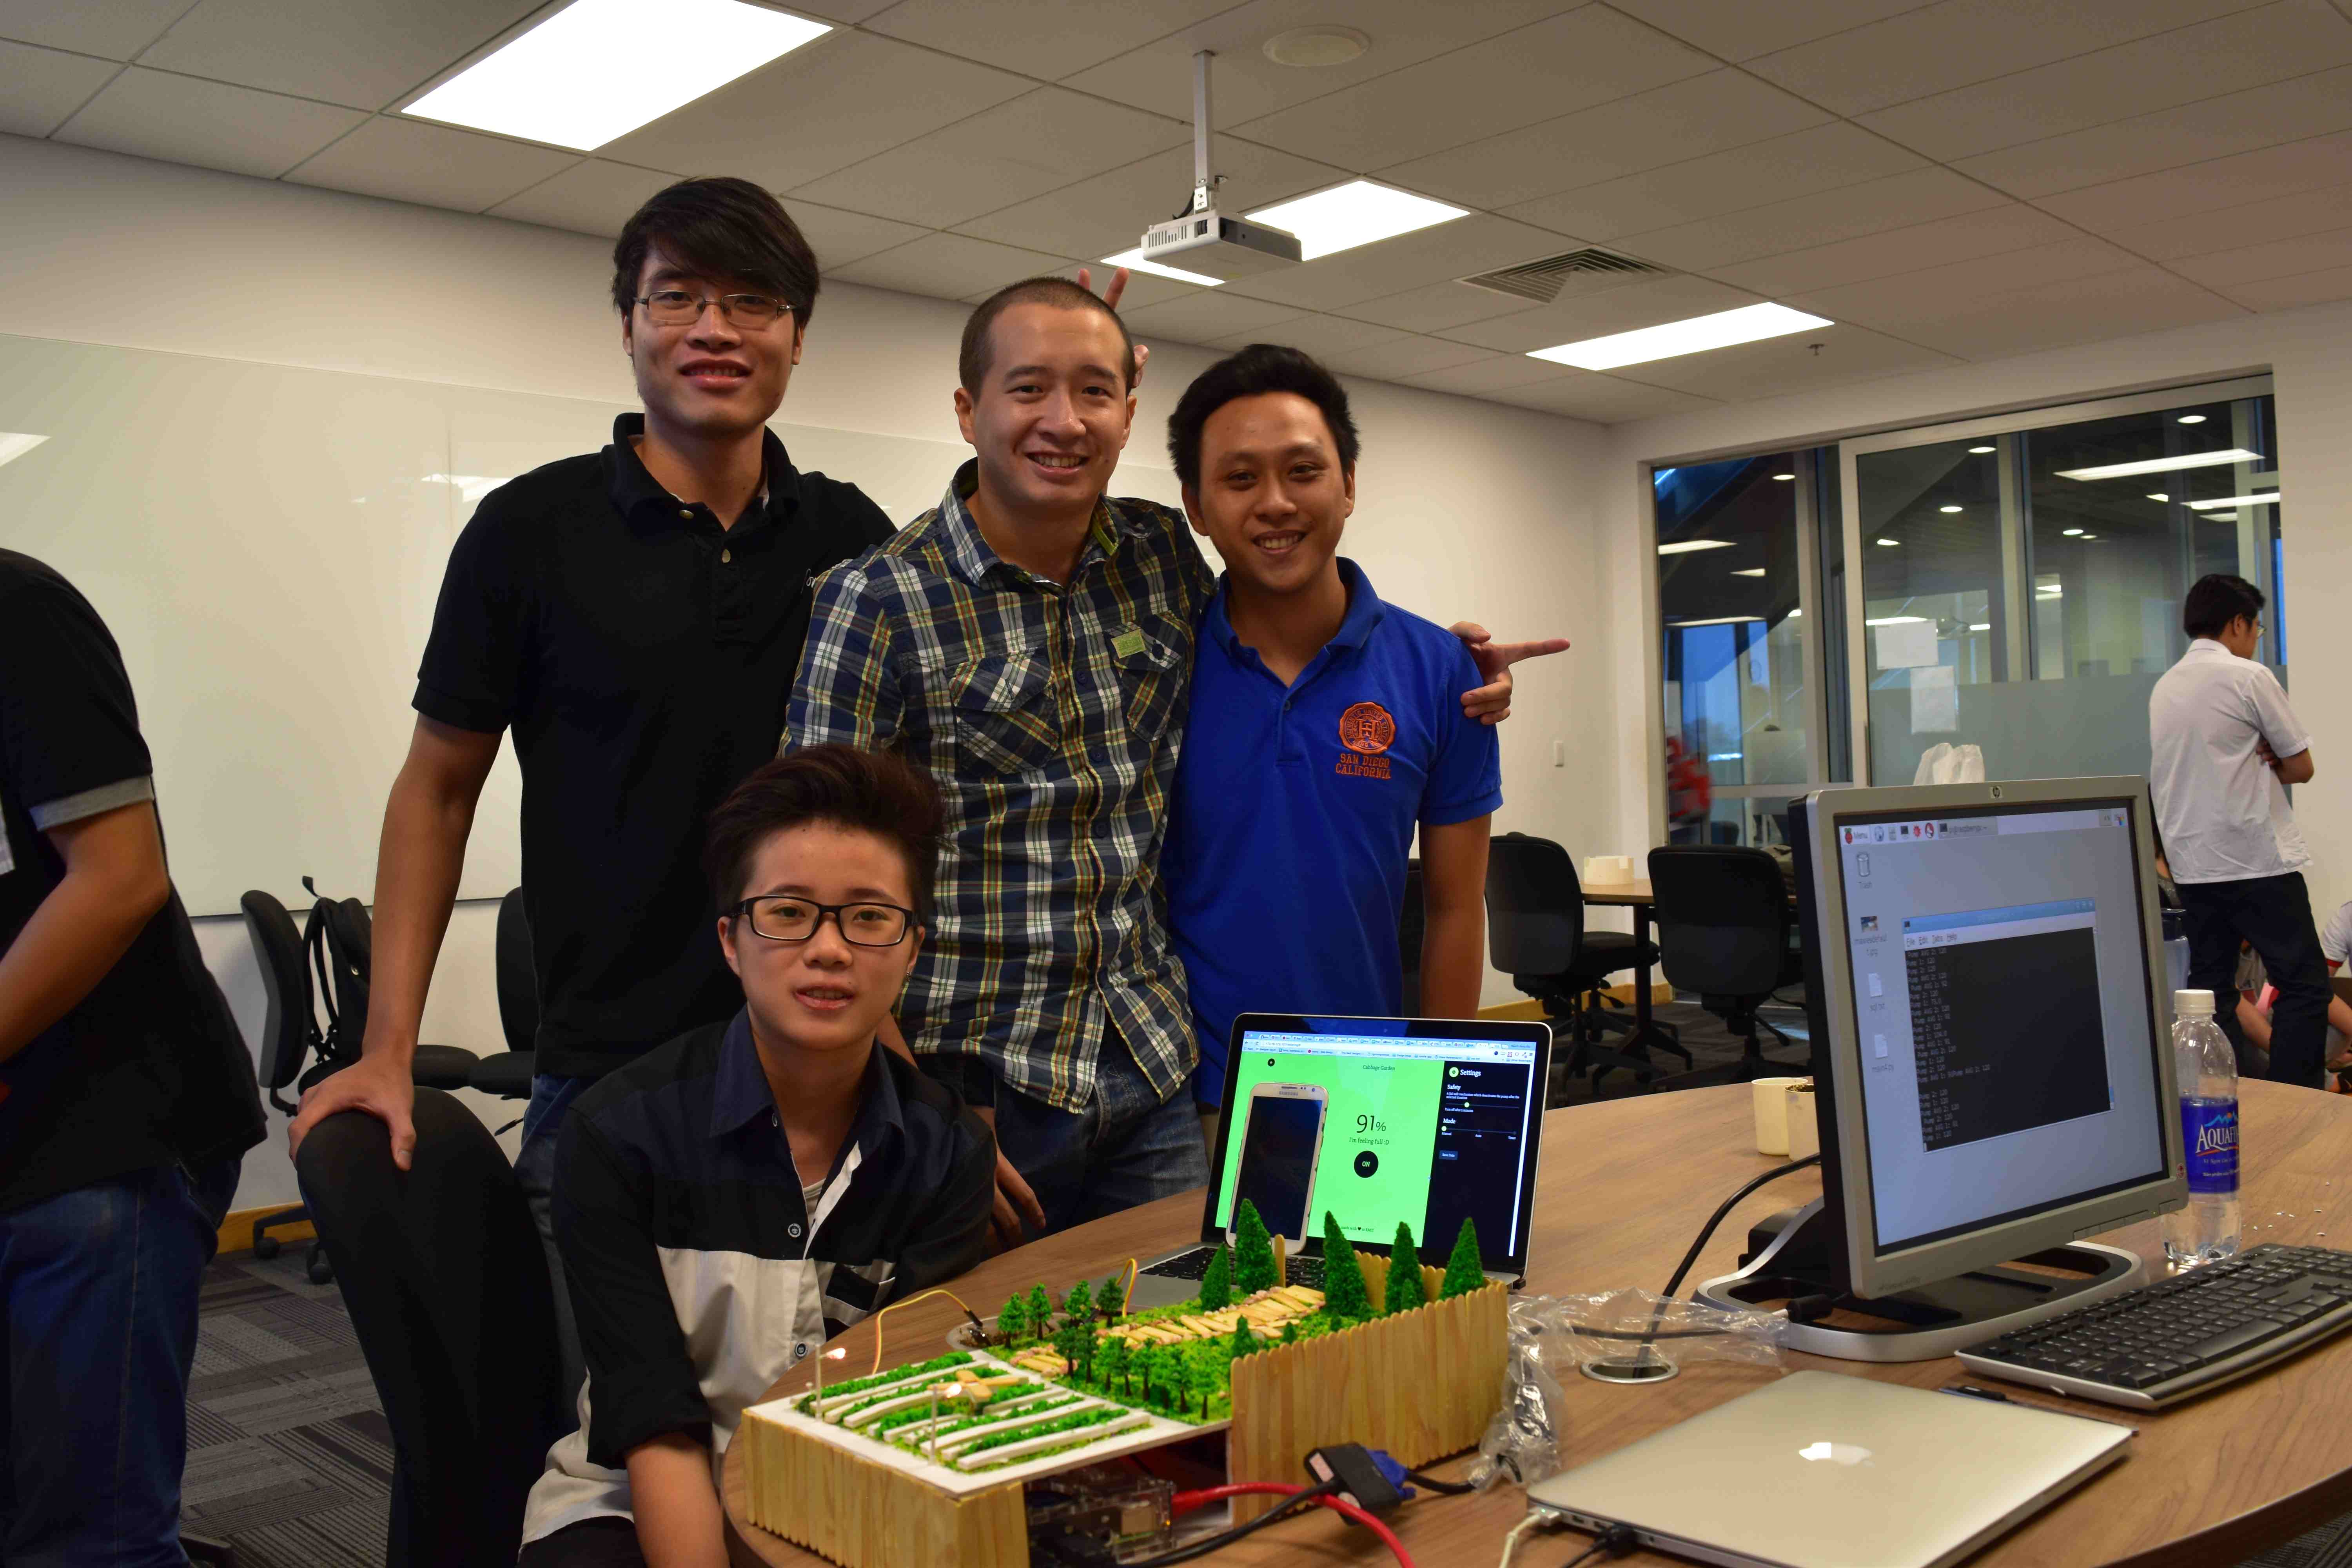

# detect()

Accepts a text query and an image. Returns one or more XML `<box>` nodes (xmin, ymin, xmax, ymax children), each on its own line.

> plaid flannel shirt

<box><xmin>784</xmin><ymin>461</ymin><xmax>1213</xmax><ymax>1113</ymax></box>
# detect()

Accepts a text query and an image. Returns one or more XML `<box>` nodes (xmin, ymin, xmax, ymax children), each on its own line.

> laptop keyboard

<box><xmin>1138</xmin><ymin>1247</ymin><xmax>1325</xmax><ymax>1289</ymax></box>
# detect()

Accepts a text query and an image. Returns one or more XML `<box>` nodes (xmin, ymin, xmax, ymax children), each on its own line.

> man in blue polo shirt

<box><xmin>1161</xmin><ymin>344</ymin><xmax>1502</xmax><ymax>1132</ymax></box>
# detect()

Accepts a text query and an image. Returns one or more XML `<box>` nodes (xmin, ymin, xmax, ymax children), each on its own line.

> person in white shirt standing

<box><xmin>2150</xmin><ymin>573</ymin><xmax>2330</xmax><ymax>1087</ymax></box>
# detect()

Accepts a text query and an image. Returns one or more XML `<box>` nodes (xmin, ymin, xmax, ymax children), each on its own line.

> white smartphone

<box><xmin>1228</xmin><ymin>1082</ymin><xmax>1328</xmax><ymax>1249</ymax></box>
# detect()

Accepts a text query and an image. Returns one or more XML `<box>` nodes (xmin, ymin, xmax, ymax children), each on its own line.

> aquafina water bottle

<box><xmin>2163</xmin><ymin>988</ymin><xmax>2241</xmax><ymax>1269</ymax></box>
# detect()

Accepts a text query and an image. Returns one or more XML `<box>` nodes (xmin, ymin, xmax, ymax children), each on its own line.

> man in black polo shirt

<box><xmin>0</xmin><ymin>550</ymin><xmax>266</xmax><ymax>1565</ymax></box>
<box><xmin>287</xmin><ymin>178</ymin><xmax>895</xmax><ymax>1393</ymax></box>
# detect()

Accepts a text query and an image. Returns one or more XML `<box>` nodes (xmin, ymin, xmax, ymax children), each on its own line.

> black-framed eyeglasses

<box><xmin>635</xmin><ymin>289</ymin><xmax>793</xmax><ymax>328</ymax></box>
<box><xmin>731</xmin><ymin>896</ymin><xmax>917</xmax><ymax>947</ymax></box>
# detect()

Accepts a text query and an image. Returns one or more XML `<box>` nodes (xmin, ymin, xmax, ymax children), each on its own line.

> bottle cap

<box><xmin>2174</xmin><ymin>989</ymin><xmax>2215</xmax><ymax>1016</ymax></box>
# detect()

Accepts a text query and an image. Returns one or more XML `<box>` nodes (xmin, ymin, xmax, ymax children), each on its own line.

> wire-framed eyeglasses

<box><xmin>635</xmin><ymin>290</ymin><xmax>793</xmax><ymax>328</ymax></box>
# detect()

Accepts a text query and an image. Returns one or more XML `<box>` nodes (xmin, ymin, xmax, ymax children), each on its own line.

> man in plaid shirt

<box><xmin>788</xmin><ymin>277</ymin><xmax>1546</xmax><ymax>1242</ymax></box>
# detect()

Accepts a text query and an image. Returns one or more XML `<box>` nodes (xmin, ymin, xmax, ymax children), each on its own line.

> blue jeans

<box><xmin>0</xmin><ymin>1156</ymin><xmax>240</xmax><ymax>1567</ymax></box>
<box><xmin>990</xmin><ymin>1029</ymin><xmax>1210</xmax><ymax>1238</ymax></box>
<box><xmin>517</xmin><ymin>1073</ymin><xmax>593</xmax><ymax>1416</ymax></box>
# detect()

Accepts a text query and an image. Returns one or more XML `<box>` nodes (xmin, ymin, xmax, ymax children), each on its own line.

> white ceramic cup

<box><xmin>1751</xmin><ymin>1076</ymin><xmax>1811</xmax><ymax>1154</ymax></box>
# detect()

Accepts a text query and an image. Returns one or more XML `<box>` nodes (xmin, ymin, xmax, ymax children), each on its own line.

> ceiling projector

<box><xmin>1136</xmin><ymin>51</ymin><xmax>1303</xmax><ymax>280</ymax></box>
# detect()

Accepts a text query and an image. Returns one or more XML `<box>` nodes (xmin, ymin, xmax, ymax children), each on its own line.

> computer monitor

<box><xmin>1789</xmin><ymin>778</ymin><xmax>2185</xmax><ymax>1306</ymax></box>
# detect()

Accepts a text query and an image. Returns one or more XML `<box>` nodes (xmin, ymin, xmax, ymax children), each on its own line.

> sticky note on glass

<box><xmin>1910</xmin><ymin>664</ymin><xmax>1958</xmax><ymax>733</ymax></box>
<box><xmin>1874</xmin><ymin>620</ymin><xmax>1938</xmax><ymax>669</ymax></box>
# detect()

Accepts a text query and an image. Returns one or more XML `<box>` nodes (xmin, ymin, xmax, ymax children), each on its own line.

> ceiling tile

<box><xmin>863</xmin><ymin>0</ymin><xmax>1236</xmax><ymax>82</ymax></box>
<box><xmin>1483</xmin><ymin>372</ymin><xmax>1717</xmax><ymax>421</ymax></box>
<box><xmin>1326</xmin><ymin>336</ymin><xmax>1499</xmax><ymax>379</ymax></box>
<box><xmin>2102</xmin><ymin>181</ymin><xmax>2352</xmax><ymax>261</ymax></box>
<box><xmin>953</xmin><ymin>138</ymin><xmax>1347</xmax><ymax>260</ymax></box>
<box><xmin>2215</xmin><ymin>260</ymin><xmax>2352</xmax><ymax>307</ymax></box>
<box><xmin>2033</xmin><ymin>131</ymin><xmax>2352</xmax><ymax>229</ymax></box>
<box><xmin>1603</xmin><ymin>322</ymin><xmax>1960</xmax><ymax>399</ymax></box>
<box><xmin>55</xmin><ymin>67</ymin><xmax>366</xmax><ymax>178</ymax></box>
<box><xmin>1602</xmin><ymin>0</ymin><xmax>1938</xmax><ymax>62</ymax></box>
<box><xmin>285</xmin><ymin>114</ymin><xmax>577</xmax><ymax>211</ymax></box>
<box><xmin>1397</xmin><ymin>355</ymin><xmax>1582</xmax><ymax>394</ymax></box>
<box><xmin>1230</xmin><ymin>7</ymin><xmax>1713</xmax><ymax>172</ymax></box>
<box><xmin>1958</xmin><ymin>64</ymin><xmax>2352</xmax><ymax>198</ymax></box>
<box><xmin>1332</xmin><ymin>278</ymin><xmax>1544</xmax><ymax>335</ymax></box>
<box><xmin>602</xmin><ymin>31</ymin><xmax>1030</xmax><ymax>194</ymax></box>
<box><xmin>0</xmin><ymin>0</ymin><xmax>188</xmax><ymax>58</ymax></box>
<box><xmin>0</xmin><ymin>39</ymin><xmax>117</xmax><ymax>136</ymax></box>
<box><xmin>830</xmin><ymin>232</ymin><xmax>1074</xmax><ymax>300</ymax></box>
<box><xmin>486</xmin><ymin>158</ymin><xmax>676</xmax><ymax>237</ymax></box>
<box><xmin>1855</xmin><ymin>0</ymin><xmax>2352</xmax><ymax>161</ymax></box>
<box><xmin>1060</xmin><ymin>0</ymin><xmax>1571</xmax><ymax>129</ymax></box>
<box><xmin>1035</xmin><ymin>267</ymin><xmax>1200</xmax><ymax>309</ymax></box>
<box><xmin>791</xmin><ymin>88</ymin><xmax>1185</xmax><ymax>229</ymax></box>
<box><xmin>1613</xmin><ymin>167</ymin><xmax>2013</xmax><ymax>272</ymax></box>
<box><xmin>1436</xmin><ymin>274</ymin><xmax>1765</xmax><ymax>352</ymax></box>
<box><xmin>1374</xmin><ymin>69</ymin><xmax>1832</xmax><ymax>211</ymax></box>
<box><xmin>1865</xmin><ymin>266</ymin><xmax>2244</xmax><ymax>358</ymax></box>
<box><xmin>1501</xmin><ymin>123</ymin><xmax>1926</xmax><ymax>242</ymax></box>
<box><xmin>1780</xmin><ymin>237</ymin><xmax>2147</xmax><ymax>328</ymax></box>
<box><xmin>1746</xmin><ymin>0</ymin><xmax>2270</xmax><ymax>119</ymax></box>
<box><xmin>1118</xmin><ymin>289</ymin><xmax>1305</xmax><ymax>345</ymax></box>
<box><xmin>2166</xmin><ymin>225</ymin><xmax>2352</xmax><ymax>284</ymax></box>
<box><xmin>1711</xmin><ymin>205</ymin><xmax>2079</xmax><ymax>295</ymax></box>
<box><xmin>138</xmin><ymin>0</ymin><xmax>539</xmax><ymax>111</ymax></box>
<box><xmin>793</xmin><ymin>203</ymin><xmax>936</xmax><ymax>272</ymax></box>
<box><xmin>1210</xmin><ymin>313</ymin><xmax>1410</xmax><ymax>358</ymax></box>
<box><xmin>1217</xmin><ymin>213</ymin><xmax>1566</xmax><ymax>312</ymax></box>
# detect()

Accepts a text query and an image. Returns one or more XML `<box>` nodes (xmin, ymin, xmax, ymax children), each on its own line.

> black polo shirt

<box><xmin>0</xmin><ymin>551</ymin><xmax>265</xmax><ymax>1214</ymax></box>
<box><xmin>415</xmin><ymin>415</ymin><xmax>893</xmax><ymax>1079</ymax></box>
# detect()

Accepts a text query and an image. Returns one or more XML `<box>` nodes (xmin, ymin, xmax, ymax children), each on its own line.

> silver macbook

<box><xmin>1526</xmin><ymin>1372</ymin><xmax>2131</xmax><ymax>1568</ymax></box>
<box><xmin>1130</xmin><ymin>1013</ymin><xmax>1551</xmax><ymax>1310</ymax></box>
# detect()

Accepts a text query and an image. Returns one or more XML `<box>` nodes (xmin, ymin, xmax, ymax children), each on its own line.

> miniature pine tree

<box><xmin>1229</xmin><ymin>1314</ymin><xmax>1259</xmax><ymax>1359</ymax></box>
<box><xmin>1027</xmin><ymin>1283</ymin><xmax>1053</xmax><ymax>1331</ymax></box>
<box><xmin>1233</xmin><ymin>1199</ymin><xmax>1279</xmax><ymax>1294</ymax></box>
<box><xmin>1281</xmin><ymin>1320</ymin><xmax>1299</xmax><ymax>1345</ymax></box>
<box><xmin>1096</xmin><ymin>1335</ymin><xmax>1129</xmax><ymax>1394</ymax></box>
<box><xmin>1321</xmin><ymin>1211</ymin><xmax>1372</xmax><ymax>1319</ymax></box>
<box><xmin>1065</xmin><ymin>1278</ymin><xmax>1094</xmax><ymax>1325</ymax></box>
<box><xmin>1198</xmin><ymin>1243</ymin><xmax>1234</xmax><ymax>1311</ymax></box>
<box><xmin>996</xmin><ymin>1293</ymin><xmax>1027</xmax><ymax>1344</ymax></box>
<box><xmin>1099</xmin><ymin>1272</ymin><xmax>1126</xmax><ymax>1319</ymax></box>
<box><xmin>1383</xmin><ymin>1221</ymin><xmax>1428</xmax><ymax>1316</ymax></box>
<box><xmin>1441</xmin><ymin>1217</ymin><xmax>1485</xmax><ymax>1299</ymax></box>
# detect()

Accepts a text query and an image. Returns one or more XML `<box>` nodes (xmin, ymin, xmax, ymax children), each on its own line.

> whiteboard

<box><xmin>0</xmin><ymin>332</ymin><xmax>1185</xmax><ymax>917</ymax></box>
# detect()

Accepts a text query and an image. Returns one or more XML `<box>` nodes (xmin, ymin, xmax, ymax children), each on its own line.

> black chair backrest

<box><xmin>1484</xmin><ymin>832</ymin><xmax>1588</xmax><ymax>977</ymax></box>
<box><xmin>296</xmin><ymin>1090</ymin><xmax>564</xmax><ymax>1568</ymax></box>
<box><xmin>1648</xmin><ymin>845</ymin><xmax>1789</xmax><ymax>998</ymax></box>
<box><xmin>495</xmin><ymin>887</ymin><xmax>537</xmax><ymax>1056</ymax></box>
<box><xmin>240</xmin><ymin>889</ymin><xmax>319</xmax><ymax>1100</ymax></box>
<box><xmin>313</xmin><ymin>895</ymin><xmax>374</xmax><ymax>1060</ymax></box>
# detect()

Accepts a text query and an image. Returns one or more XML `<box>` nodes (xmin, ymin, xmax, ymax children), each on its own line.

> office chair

<box><xmin>1486</xmin><ymin>832</ymin><xmax>1687</xmax><ymax>1095</ymax></box>
<box><xmin>312</xmin><ymin>893</ymin><xmax>480</xmax><ymax>1091</ymax></box>
<box><xmin>1646</xmin><ymin>845</ymin><xmax>1808</xmax><ymax>1085</ymax></box>
<box><xmin>296</xmin><ymin>1091</ymin><xmax>566</xmax><ymax>1568</ymax></box>
<box><xmin>239</xmin><ymin>889</ymin><xmax>344</xmax><ymax>1284</ymax></box>
<box><xmin>467</xmin><ymin>887</ymin><xmax>536</xmax><ymax>1108</ymax></box>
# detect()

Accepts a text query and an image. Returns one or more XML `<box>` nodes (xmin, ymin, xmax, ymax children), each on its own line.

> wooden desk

<box><xmin>725</xmin><ymin>1080</ymin><xmax>2352</xmax><ymax>1568</ymax></box>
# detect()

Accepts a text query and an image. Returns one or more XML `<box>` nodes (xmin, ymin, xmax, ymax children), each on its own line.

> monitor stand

<box><xmin>1693</xmin><ymin>1200</ymin><xmax>2145</xmax><ymax>1363</ymax></box>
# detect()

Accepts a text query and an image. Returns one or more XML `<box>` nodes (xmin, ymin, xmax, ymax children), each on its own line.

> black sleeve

<box><xmin>0</xmin><ymin>566</ymin><xmax>152</xmax><ymax>818</ymax></box>
<box><xmin>893</xmin><ymin>1107</ymin><xmax>995</xmax><ymax>1295</ymax></box>
<box><xmin>552</xmin><ymin>1114</ymin><xmax>713</xmax><ymax>1468</ymax></box>
<box><xmin>413</xmin><ymin>500</ymin><xmax>529</xmax><ymax>735</ymax></box>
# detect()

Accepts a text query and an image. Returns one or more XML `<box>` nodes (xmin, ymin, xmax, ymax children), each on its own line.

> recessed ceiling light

<box><xmin>1668</xmin><ymin>615</ymin><xmax>1767</xmax><ymax>626</ymax></box>
<box><xmin>1263</xmin><ymin>25</ymin><xmax>1369</xmax><ymax>66</ymax></box>
<box><xmin>1730</xmin><ymin>567</ymin><xmax>1767</xmax><ymax>577</ymax></box>
<box><xmin>2146</xmin><ymin>492</ymin><xmax>2169</xmax><ymax>503</ymax></box>
<box><xmin>1657</xmin><ymin>539</ymin><xmax>1734</xmax><ymax>555</ymax></box>
<box><xmin>2208</xmin><ymin>512</ymin><xmax>2239</xmax><ymax>521</ymax></box>
<box><xmin>1968</xmin><ymin>445</ymin><xmax>1995</xmax><ymax>454</ymax></box>
<box><xmin>1939</xmin><ymin>504</ymin><xmax>1962</xmax><ymax>513</ymax></box>
<box><xmin>2080</xmin><ymin>533</ymin><xmax>2098</xmax><ymax>539</ymax></box>
<box><xmin>1097</xmin><ymin>246</ymin><xmax>1222</xmax><ymax>287</ymax></box>
<box><xmin>1245</xmin><ymin>180</ymin><xmax>1466</xmax><ymax>261</ymax></box>
<box><xmin>2178</xmin><ymin>414</ymin><xmax>2208</xmax><ymax>424</ymax></box>
<box><xmin>404</xmin><ymin>0</ymin><xmax>829</xmax><ymax>151</ymax></box>
<box><xmin>0</xmin><ymin>432</ymin><xmax>46</xmax><ymax>471</ymax></box>
<box><xmin>1771</xmin><ymin>472</ymin><xmax>1795</xmax><ymax>481</ymax></box>
<box><xmin>1528</xmin><ymin>302</ymin><xmax>1833</xmax><ymax>371</ymax></box>
<box><xmin>2053</xmin><ymin>448</ymin><xmax>2262</xmax><ymax>481</ymax></box>
<box><xmin>2062</xmin><ymin>527</ymin><xmax>2083</xmax><ymax>536</ymax></box>
<box><xmin>2186</xmin><ymin>492</ymin><xmax>2280</xmax><ymax>510</ymax></box>
<box><xmin>1876</xmin><ymin>537</ymin><xmax>1899</xmax><ymax>546</ymax></box>
<box><xmin>1865</xmin><ymin>615</ymin><xmax>1927</xmax><ymax>626</ymax></box>
<box><xmin>1969</xmin><ymin>622</ymin><xmax>1991</xmax><ymax>631</ymax></box>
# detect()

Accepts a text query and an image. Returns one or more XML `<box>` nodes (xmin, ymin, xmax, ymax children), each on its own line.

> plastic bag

<box><xmin>1911</xmin><ymin>742</ymin><xmax>1986</xmax><ymax>785</ymax></box>
<box><xmin>1466</xmin><ymin>1290</ymin><xmax>1788</xmax><ymax>1490</ymax></box>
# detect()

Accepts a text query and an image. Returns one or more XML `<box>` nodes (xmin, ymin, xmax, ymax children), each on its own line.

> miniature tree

<box><xmin>1383</xmin><ymin>1221</ymin><xmax>1428</xmax><ymax>1316</ymax></box>
<box><xmin>1321</xmin><ymin>1211</ymin><xmax>1372</xmax><ymax>1319</ymax></box>
<box><xmin>1139</xmin><ymin>1345</ymin><xmax>1170</xmax><ymax>1409</ymax></box>
<box><xmin>1281</xmin><ymin>1320</ymin><xmax>1300</xmax><ymax>1345</ymax></box>
<box><xmin>1053</xmin><ymin>1321</ymin><xmax>1092</xmax><ymax>1382</ymax></box>
<box><xmin>1198</xmin><ymin>1243</ymin><xmax>1234</xmax><ymax>1311</ymax></box>
<box><xmin>1233</xmin><ymin>1199</ymin><xmax>1279</xmax><ymax>1294</ymax></box>
<box><xmin>1229</xmin><ymin>1314</ymin><xmax>1259</xmax><ymax>1360</ymax></box>
<box><xmin>1441</xmin><ymin>1217</ymin><xmax>1485</xmax><ymax>1299</ymax></box>
<box><xmin>1096</xmin><ymin>1335</ymin><xmax>1130</xmax><ymax>1394</ymax></box>
<box><xmin>1027</xmin><ymin>1283</ymin><xmax>1053</xmax><ymax>1332</ymax></box>
<box><xmin>1064</xmin><ymin>1278</ymin><xmax>1094</xmax><ymax>1326</ymax></box>
<box><xmin>1098</xmin><ymin>1272</ymin><xmax>1126</xmax><ymax>1319</ymax></box>
<box><xmin>996</xmin><ymin>1292</ymin><xmax>1028</xmax><ymax>1344</ymax></box>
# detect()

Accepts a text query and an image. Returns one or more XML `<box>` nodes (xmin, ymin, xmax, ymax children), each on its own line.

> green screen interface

<box><xmin>1213</xmin><ymin>1030</ymin><xmax>1539</xmax><ymax>1256</ymax></box>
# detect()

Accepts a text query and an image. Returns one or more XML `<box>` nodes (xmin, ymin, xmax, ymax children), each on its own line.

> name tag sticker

<box><xmin>1111</xmin><ymin>627</ymin><xmax>1147</xmax><ymax>660</ymax></box>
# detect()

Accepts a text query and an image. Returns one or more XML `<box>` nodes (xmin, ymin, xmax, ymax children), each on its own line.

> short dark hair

<box><xmin>2183</xmin><ymin>573</ymin><xmax>2265</xmax><ymax>639</ymax></box>
<box><xmin>612</xmin><ymin>177</ymin><xmax>819</xmax><ymax>327</ymax></box>
<box><xmin>958</xmin><ymin>276</ymin><xmax>1135</xmax><ymax>394</ymax></box>
<box><xmin>704</xmin><ymin>746</ymin><xmax>942</xmax><ymax>921</ymax></box>
<box><xmin>1166</xmin><ymin>343</ymin><xmax>1360</xmax><ymax>490</ymax></box>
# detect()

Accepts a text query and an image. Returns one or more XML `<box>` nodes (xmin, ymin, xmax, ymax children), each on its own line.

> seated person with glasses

<box><xmin>519</xmin><ymin>744</ymin><xmax>993</xmax><ymax>1568</ymax></box>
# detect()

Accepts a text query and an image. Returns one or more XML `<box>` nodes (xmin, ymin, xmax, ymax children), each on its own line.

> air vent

<box><xmin>1460</xmin><ymin>248</ymin><xmax>1670</xmax><ymax>303</ymax></box>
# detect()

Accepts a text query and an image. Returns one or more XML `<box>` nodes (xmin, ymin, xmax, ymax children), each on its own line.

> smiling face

<box><xmin>623</xmin><ymin>245</ymin><xmax>802</xmax><ymax>445</ymax></box>
<box><xmin>953</xmin><ymin>302</ymin><xmax>1133</xmax><ymax>524</ymax></box>
<box><xmin>717</xmin><ymin>820</ymin><xmax>923</xmax><ymax>1058</ymax></box>
<box><xmin>1182</xmin><ymin>390</ymin><xmax>1355</xmax><ymax>598</ymax></box>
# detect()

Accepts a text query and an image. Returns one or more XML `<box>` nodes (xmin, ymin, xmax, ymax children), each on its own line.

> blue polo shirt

<box><xmin>1165</xmin><ymin>559</ymin><xmax>1503</xmax><ymax>1107</ymax></box>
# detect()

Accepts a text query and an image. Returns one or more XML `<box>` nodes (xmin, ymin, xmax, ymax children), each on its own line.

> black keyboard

<box><xmin>1138</xmin><ymin>1247</ymin><xmax>1325</xmax><ymax>1289</ymax></box>
<box><xmin>1957</xmin><ymin>1244</ymin><xmax>2352</xmax><ymax>1408</ymax></box>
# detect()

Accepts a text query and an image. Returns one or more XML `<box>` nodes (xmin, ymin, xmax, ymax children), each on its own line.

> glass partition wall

<box><xmin>1653</xmin><ymin>377</ymin><xmax>2282</xmax><ymax>831</ymax></box>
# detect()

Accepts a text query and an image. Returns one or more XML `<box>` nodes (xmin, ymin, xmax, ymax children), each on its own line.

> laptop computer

<box><xmin>1525</xmin><ymin>1372</ymin><xmax>2132</xmax><ymax>1568</ymax></box>
<box><xmin>1129</xmin><ymin>1013</ymin><xmax>1552</xmax><ymax>1310</ymax></box>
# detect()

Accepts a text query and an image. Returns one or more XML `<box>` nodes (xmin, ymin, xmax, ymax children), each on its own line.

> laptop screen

<box><xmin>1209</xmin><ymin>1014</ymin><xmax>1549</xmax><ymax>1271</ymax></box>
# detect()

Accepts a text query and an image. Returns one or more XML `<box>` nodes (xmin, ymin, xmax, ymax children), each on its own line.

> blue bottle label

<box><xmin>2182</xmin><ymin>1100</ymin><xmax>2239</xmax><ymax>1194</ymax></box>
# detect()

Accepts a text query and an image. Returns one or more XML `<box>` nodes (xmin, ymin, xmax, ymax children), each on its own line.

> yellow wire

<box><xmin>1118</xmin><ymin>1258</ymin><xmax>1138</xmax><ymax>1316</ymax></box>
<box><xmin>867</xmin><ymin>1287</ymin><xmax>979</xmax><ymax>1375</ymax></box>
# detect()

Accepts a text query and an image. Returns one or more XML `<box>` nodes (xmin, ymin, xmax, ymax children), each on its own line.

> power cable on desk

<box><xmin>1560</xmin><ymin>1524</ymin><xmax>1639</xmax><ymax>1566</ymax></box>
<box><xmin>1661</xmin><ymin>1154</ymin><xmax>1820</xmax><ymax>1299</ymax></box>
<box><xmin>1118</xmin><ymin>1478</ymin><xmax>1340</xmax><ymax>1568</ymax></box>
